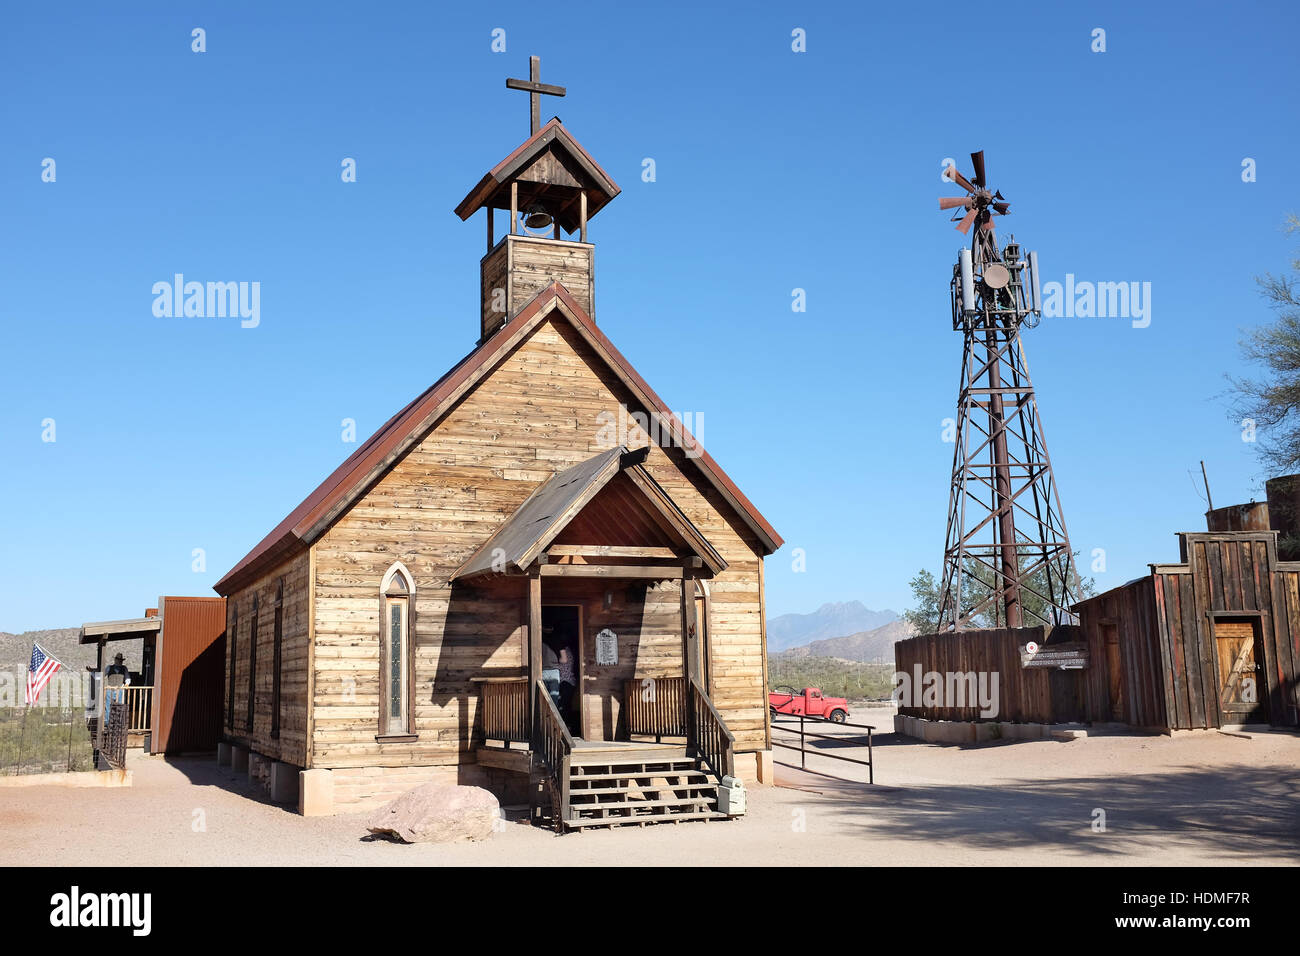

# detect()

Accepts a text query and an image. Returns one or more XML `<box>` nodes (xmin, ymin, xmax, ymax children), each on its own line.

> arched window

<box><xmin>271</xmin><ymin>582</ymin><xmax>284</xmax><ymax>740</ymax></box>
<box><xmin>380</xmin><ymin>562</ymin><xmax>415</xmax><ymax>738</ymax></box>
<box><xmin>247</xmin><ymin>595</ymin><xmax>259</xmax><ymax>732</ymax></box>
<box><xmin>227</xmin><ymin>604</ymin><xmax>238</xmax><ymax>730</ymax></box>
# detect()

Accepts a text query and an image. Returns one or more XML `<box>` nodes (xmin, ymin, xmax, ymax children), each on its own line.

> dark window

<box><xmin>247</xmin><ymin>595</ymin><xmax>259</xmax><ymax>732</ymax></box>
<box><xmin>271</xmin><ymin>583</ymin><xmax>284</xmax><ymax>739</ymax></box>
<box><xmin>227</xmin><ymin>606</ymin><xmax>238</xmax><ymax>730</ymax></box>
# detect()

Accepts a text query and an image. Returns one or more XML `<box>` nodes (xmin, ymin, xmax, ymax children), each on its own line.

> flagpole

<box><xmin>16</xmin><ymin>707</ymin><xmax>29</xmax><ymax>776</ymax></box>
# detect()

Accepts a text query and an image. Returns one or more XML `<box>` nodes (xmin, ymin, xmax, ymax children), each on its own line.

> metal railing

<box><xmin>771</xmin><ymin>712</ymin><xmax>875</xmax><ymax>784</ymax></box>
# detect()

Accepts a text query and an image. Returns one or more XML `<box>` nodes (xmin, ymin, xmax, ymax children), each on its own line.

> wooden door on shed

<box><xmin>1212</xmin><ymin>618</ymin><xmax>1268</xmax><ymax>723</ymax></box>
<box><xmin>1102</xmin><ymin>623</ymin><xmax>1124</xmax><ymax>720</ymax></box>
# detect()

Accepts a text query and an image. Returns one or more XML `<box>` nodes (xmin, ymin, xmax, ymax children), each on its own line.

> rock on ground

<box><xmin>366</xmin><ymin>783</ymin><xmax>500</xmax><ymax>844</ymax></box>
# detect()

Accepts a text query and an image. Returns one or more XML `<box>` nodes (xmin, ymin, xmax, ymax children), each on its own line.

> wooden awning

<box><xmin>452</xmin><ymin>445</ymin><xmax>726</xmax><ymax>581</ymax></box>
<box><xmin>79</xmin><ymin>616</ymin><xmax>162</xmax><ymax>644</ymax></box>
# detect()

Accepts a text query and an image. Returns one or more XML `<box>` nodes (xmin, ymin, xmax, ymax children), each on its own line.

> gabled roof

<box><xmin>454</xmin><ymin>119</ymin><xmax>620</xmax><ymax>233</ymax></box>
<box><xmin>453</xmin><ymin>445</ymin><xmax>727</xmax><ymax>580</ymax></box>
<box><xmin>214</xmin><ymin>282</ymin><xmax>782</xmax><ymax>595</ymax></box>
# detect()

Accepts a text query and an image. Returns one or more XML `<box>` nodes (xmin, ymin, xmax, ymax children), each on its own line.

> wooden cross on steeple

<box><xmin>505</xmin><ymin>55</ymin><xmax>566</xmax><ymax>136</ymax></box>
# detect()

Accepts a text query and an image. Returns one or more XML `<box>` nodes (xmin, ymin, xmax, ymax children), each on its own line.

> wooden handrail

<box><xmin>688</xmin><ymin>677</ymin><xmax>734</xmax><ymax>780</ymax></box>
<box><xmin>622</xmin><ymin>675</ymin><xmax>686</xmax><ymax>740</ymax></box>
<box><xmin>475</xmin><ymin>677</ymin><xmax>529</xmax><ymax>743</ymax></box>
<box><xmin>532</xmin><ymin>679</ymin><xmax>573</xmax><ymax>826</ymax></box>
<box><xmin>103</xmin><ymin>684</ymin><xmax>153</xmax><ymax>734</ymax></box>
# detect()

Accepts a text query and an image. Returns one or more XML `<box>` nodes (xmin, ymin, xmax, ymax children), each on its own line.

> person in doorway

<box><xmin>542</xmin><ymin>638</ymin><xmax>562</xmax><ymax>712</ymax></box>
<box><xmin>555</xmin><ymin>644</ymin><xmax>578</xmax><ymax>734</ymax></box>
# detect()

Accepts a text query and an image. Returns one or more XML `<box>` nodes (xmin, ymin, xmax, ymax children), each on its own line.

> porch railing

<box><xmin>688</xmin><ymin>677</ymin><xmax>734</xmax><ymax>781</ymax></box>
<box><xmin>532</xmin><ymin>679</ymin><xmax>573</xmax><ymax>828</ymax></box>
<box><xmin>622</xmin><ymin>675</ymin><xmax>686</xmax><ymax>740</ymax></box>
<box><xmin>103</xmin><ymin>685</ymin><xmax>152</xmax><ymax>734</ymax></box>
<box><xmin>475</xmin><ymin>677</ymin><xmax>529</xmax><ymax>744</ymax></box>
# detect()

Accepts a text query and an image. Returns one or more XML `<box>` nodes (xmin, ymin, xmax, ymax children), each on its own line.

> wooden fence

<box><xmin>894</xmin><ymin>626</ymin><xmax>1087</xmax><ymax>723</ymax></box>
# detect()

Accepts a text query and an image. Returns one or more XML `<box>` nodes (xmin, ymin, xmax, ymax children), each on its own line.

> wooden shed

<box><xmin>1075</xmin><ymin>529</ymin><xmax>1300</xmax><ymax>731</ymax></box>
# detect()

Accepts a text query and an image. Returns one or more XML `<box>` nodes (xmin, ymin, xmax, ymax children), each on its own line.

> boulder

<box><xmin>366</xmin><ymin>783</ymin><xmax>500</xmax><ymax>844</ymax></box>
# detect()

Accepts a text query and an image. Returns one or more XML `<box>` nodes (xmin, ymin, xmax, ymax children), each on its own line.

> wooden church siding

<box><xmin>223</xmin><ymin>549</ymin><xmax>311</xmax><ymax>766</ymax></box>
<box><xmin>308</xmin><ymin>313</ymin><xmax>771</xmax><ymax>769</ymax></box>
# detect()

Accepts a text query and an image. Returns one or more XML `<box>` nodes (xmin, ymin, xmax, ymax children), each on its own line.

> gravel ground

<box><xmin>2</xmin><ymin>716</ymin><xmax>1297</xmax><ymax>866</ymax></box>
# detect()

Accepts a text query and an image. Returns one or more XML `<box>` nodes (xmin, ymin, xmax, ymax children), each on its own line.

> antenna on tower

<box><xmin>936</xmin><ymin>151</ymin><xmax>1078</xmax><ymax>631</ymax></box>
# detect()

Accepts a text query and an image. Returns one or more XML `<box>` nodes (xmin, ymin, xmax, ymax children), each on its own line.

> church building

<box><xmin>213</xmin><ymin>59</ymin><xmax>782</xmax><ymax>829</ymax></box>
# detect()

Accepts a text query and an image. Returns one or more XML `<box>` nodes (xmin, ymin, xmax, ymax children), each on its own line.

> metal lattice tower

<box><xmin>936</xmin><ymin>152</ymin><xmax>1078</xmax><ymax>631</ymax></box>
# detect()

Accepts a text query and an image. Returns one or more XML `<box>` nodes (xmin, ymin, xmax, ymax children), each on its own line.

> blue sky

<box><xmin>2</xmin><ymin>1</ymin><xmax>1298</xmax><ymax>632</ymax></box>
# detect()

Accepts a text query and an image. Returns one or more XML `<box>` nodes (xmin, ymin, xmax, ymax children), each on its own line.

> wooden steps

<box><xmin>554</xmin><ymin>752</ymin><xmax>733</xmax><ymax>830</ymax></box>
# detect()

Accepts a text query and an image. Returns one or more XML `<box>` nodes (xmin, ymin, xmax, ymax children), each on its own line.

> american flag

<box><xmin>25</xmin><ymin>643</ymin><xmax>63</xmax><ymax>706</ymax></box>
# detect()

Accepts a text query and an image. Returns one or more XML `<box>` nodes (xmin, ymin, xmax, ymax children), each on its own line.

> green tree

<box><xmin>904</xmin><ymin>553</ymin><xmax>1096</xmax><ymax>633</ymax></box>
<box><xmin>902</xmin><ymin>569</ymin><xmax>941</xmax><ymax>635</ymax></box>
<box><xmin>1230</xmin><ymin>213</ymin><xmax>1300</xmax><ymax>471</ymax></box>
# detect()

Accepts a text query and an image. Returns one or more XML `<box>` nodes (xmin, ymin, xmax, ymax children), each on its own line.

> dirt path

<box><xmin>2</xmin><ymin>724</ymin><xmax>1297</xmax><ymax>866</ymax></box>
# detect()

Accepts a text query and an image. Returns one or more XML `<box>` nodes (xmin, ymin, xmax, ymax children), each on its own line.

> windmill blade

<box><xmin>992</xmin><ymin>201</ymin><xmax>1010</xmax><ymax>215</ymax></box>
<box><xmin>939</xmin><ymin>196</ymin><xmax>971</xmax><ymax>210</ymax></box>
<box><xmin>980</xmin><ymin>218</ymin><xmax>996</xmax><ymax>231</ymax></box>
<box><xmin>994</xmin><ymin>190</ymin><xmax>1004</xmax><ymax>201</ymax></box>
<box><xmin>955</xmin><ymin>207</ymin><xmax>978</xmax><ymax>234</ymax></box>
<box><xmin>970</xmin><ymin>150</ymin><xmax>986</xmax><ymax>187</ymax></box>
<box><xmin>944</xmin><ymin>165</ymin><xmax>975</xmax><ymax>193</ymax></box>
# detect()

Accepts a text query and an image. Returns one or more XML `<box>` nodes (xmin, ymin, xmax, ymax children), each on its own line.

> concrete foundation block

<box><xmin>270</xmin><ymin>762</ymin><xmax>300</xmax><ymax>803</ymax></box>
<box><xmin>300</xmin><ymin>768</ymin><xmax>334</xmax><ymax>817</ymax></box>
<box><xmin>230</xmin><ymin>745</ymin><xmax>249</xmax><ymax>772</ymax></box>
<box><xmin>217</xmin><ymin>742</ymin><xmax>232</xmax><ymax>766</ymax></box>
<box><xmin>893</xmin><ymin>714</ymin><xmax>907</xmax><ymax>736</ymax></box>
<box><xmin>975</xmin><ymin>721</ymin><xmax>1003</xmax><ymax>743</ymax></box>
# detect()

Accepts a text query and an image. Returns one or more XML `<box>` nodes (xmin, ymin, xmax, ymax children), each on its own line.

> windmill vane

<box><xmin>934</xmin><ymin>150</ymin><xmax>1080</xmax><ymax>632</ymax></box>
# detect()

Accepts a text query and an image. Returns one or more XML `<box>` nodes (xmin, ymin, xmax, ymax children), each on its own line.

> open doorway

<box><xmin>542</xmin><ymin>606</ymin><xmax>582</xmax><ymax>736</ymax></box>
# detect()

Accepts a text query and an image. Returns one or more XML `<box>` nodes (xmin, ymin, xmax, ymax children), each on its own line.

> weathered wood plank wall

<box><xmin>309</xmin><ymin>315</ymin><xmax>769</xmax><ymax>770</ymax></box>
<box><xmin>894</xmin><ymin>625</ymin><xmax>1086</xmax><ymax>723</ymax></box>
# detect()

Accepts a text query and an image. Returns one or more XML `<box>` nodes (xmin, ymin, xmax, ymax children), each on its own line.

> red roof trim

<box><xmin>213</xmin><ymin>284</ymin><xmax>781</xmax><ymax>594</ymax></box>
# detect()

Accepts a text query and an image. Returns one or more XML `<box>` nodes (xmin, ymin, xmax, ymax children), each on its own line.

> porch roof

<box><xmin>79</xmin><ymin>616</ymin><xmax>161</xmax><ymax>644</ymax></box>
<box><xmin>452</xmin><ymin>445</ymin><xmax>727</xmax><ymax>580</ymax></box>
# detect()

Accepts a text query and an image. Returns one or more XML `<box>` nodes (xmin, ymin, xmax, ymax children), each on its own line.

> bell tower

<box><xmin>454</xmin><ymin>56</ymin><xmax>621</xmax><ymax>342</ymax></box>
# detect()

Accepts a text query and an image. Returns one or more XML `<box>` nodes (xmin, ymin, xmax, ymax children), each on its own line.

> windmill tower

<box><xmin>936</xmin><ymin>151</ymin><xmax>1077</xmax><ymax>631</ymax></box>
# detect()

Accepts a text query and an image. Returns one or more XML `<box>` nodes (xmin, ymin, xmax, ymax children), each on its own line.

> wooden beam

<box><xmin>546</xmin><ymin>545</ymin><xmax>678</xmax><ymax>560</ymax></box>
<box><xmin>510</xmin><ymin>181</ymin><xmax>518</xmax><ymax>235</ymax></box>
<box><xmin>579</xmin><ymin>190</ymin><xmax>587</xmax><ymax>243</ymax></box>
<box><xmin>528</xmin><ymin>569</ymin><xmax>542</xmax><ymax>740</ymax></box>
<box><xmin>486</xmin><ymin>206</ymin><xmax>494</xmax><ymax>252</ymax></box>
<box><xmin>538</xmin><ymin>563</ymin><xmax>685</xmax><ymax>579</ymax></box>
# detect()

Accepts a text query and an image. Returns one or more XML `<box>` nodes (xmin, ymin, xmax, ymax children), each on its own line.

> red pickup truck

<box><xmin>769</xmin><ymin>686</ymin><xmax>849</xmax><ymax>722</ymax></box>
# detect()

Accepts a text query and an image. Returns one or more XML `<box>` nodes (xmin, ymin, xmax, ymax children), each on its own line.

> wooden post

<box><xmin>579</xmin><ymin>191</ymin><xmax>587</xmax><ymax>243</ymax></box>
<box><xmin>510</xmin><ymin>182</ymin><xmax>518</xmax><ymax>235</ymax></box>
<box><xmin>682</xmin><ymin>572</ymin><xmax>698</xmax><ymax>753</ymax></box>
<box><xmin>487</xmin><ymin>207</ymin><xmax>494</xmax><ymax>252</ymax></box>
<box><xmin>682</xmin><ymin>572</ymin><xmax>699</xmax><ymax>683</ymax></box>
<box><xmin>528</xmin><ymin>568</ymin><xmax>542</xmax><ymax>740</ymax></box>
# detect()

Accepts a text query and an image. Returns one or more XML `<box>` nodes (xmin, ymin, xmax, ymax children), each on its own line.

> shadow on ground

<box><xmin>784</xmin><ymin>759</ymin><xmax>1300</xmax><ymax>859</ymax></box>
